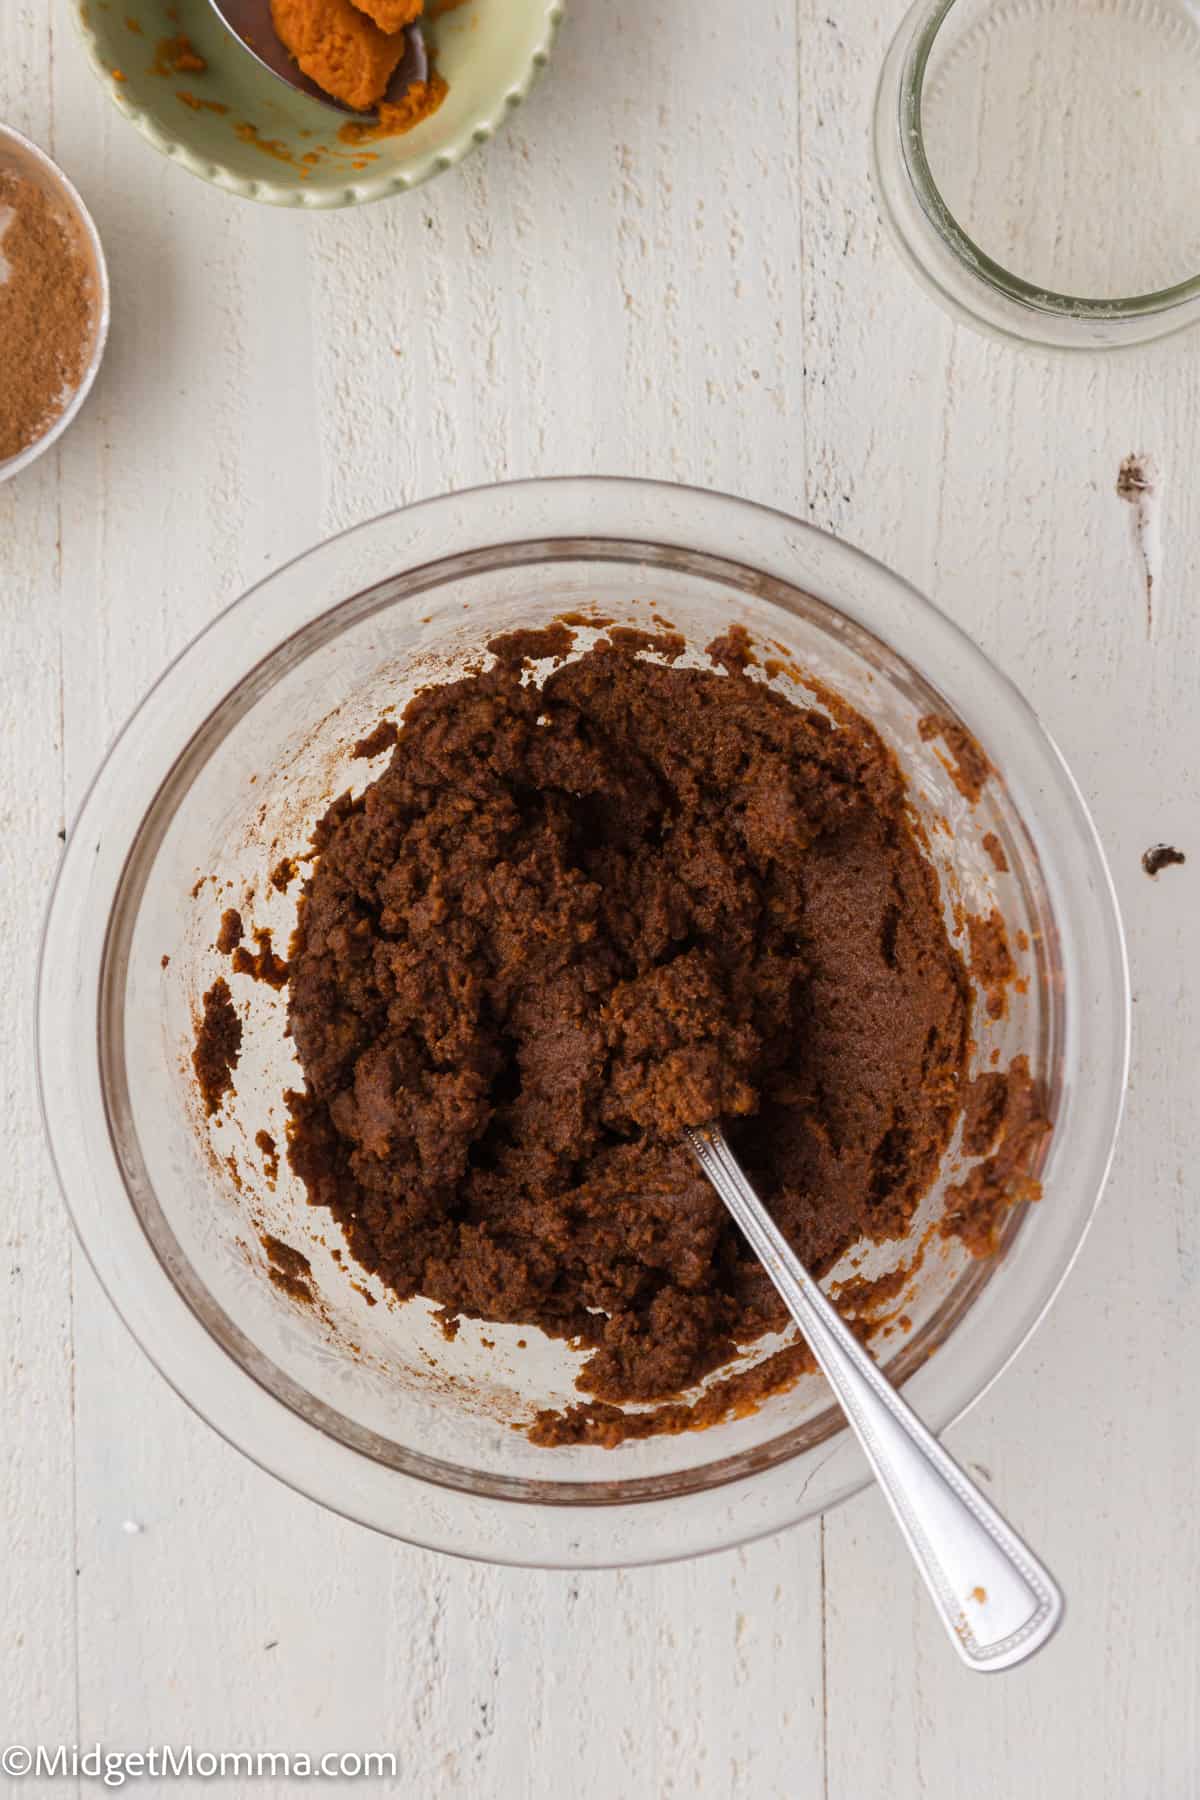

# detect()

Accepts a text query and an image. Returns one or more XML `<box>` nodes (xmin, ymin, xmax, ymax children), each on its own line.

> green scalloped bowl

<box><xmin>73</xmin><ymin>0</ymin><xmax>563</xmax><ymax>207</ymax></box>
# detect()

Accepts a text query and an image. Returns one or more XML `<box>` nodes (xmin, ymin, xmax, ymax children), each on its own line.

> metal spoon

<box><xmin>686</xmin><ymin>1123</ymin><xmax>1063</xmax><ymax>1672</ymax></box>
<box><xmin>205</xmin><ymin>0</ymin><xmax>428</xmax><ymax>115</ymax></box>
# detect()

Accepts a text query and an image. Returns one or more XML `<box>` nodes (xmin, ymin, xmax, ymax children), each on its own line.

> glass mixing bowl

<box><xmin>38</xmin><ymin>479</ymin><xmax>1129</xmax><ymax>1567</ymax></box>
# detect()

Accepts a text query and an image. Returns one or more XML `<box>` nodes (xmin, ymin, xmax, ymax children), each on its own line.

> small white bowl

<box><xmin>0</xmin><ymin>124</ymin><xmax>110</xmax><ymax>484</ymax></box>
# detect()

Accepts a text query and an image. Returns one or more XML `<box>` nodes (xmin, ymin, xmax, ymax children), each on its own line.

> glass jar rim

<box><xmin>899</xmin><ymin>0</ymin><xmax>1200</xmax><ymax>322</ymax></box>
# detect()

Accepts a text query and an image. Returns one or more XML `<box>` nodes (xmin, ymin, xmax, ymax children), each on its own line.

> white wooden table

<box><xmin>3</xmin><ymin>4</ymin><xmax>1197</xmax><ymax>1795</ymax></box>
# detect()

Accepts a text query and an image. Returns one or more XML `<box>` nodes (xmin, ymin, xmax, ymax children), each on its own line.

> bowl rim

<box><xmin>0</xmin><ymin>123</ymin><xmax>111</xmax><ymax>483</ymax></box>
<box><xmin>69</xmin><ymin>0</ymin><xmax>565</xmax><ymax>210</ymax></box>
<box><xmin>37</xmin><ymin>477</ymin><xmax>1132</xmax><ymax>1566</ymax></box>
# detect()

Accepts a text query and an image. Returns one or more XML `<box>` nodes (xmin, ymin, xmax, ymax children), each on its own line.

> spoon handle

<box><xmin>686</xmin><ymin>1125</ymin><xmax>1063</xmax><ymax>1672</ymax></box>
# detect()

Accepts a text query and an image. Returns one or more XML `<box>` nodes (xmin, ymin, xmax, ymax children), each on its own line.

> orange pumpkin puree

<box><xmin>337</xmin><ymin>72</ymin><xmax>447</xmax><ymax>142</ymax></box>
<box><xmin>351</xmin><ymin>0</ymin><xmax>423</xmax><ymax>32</ymax></box>
<box><xmin>269</xmin><ymin>0</ymin><xmax>413</xmax><ymax>111</ymax></box>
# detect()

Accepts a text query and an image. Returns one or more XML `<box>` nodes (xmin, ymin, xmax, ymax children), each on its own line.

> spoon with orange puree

<box><xmin>206</xmin><ymin>0</ymin><xmax>429</xmax><ymax>116</ymax></box>
<box><xmin>687</xmin><ymin>1122</ymin><xmax>1063</xmax><ymax>1671</ymax></box>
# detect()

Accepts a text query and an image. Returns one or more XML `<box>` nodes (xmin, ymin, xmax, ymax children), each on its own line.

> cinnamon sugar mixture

<box><xmin>0</xmin><ymin>168</ymin><xmax>95</xmax><ymax>462</ymax></box>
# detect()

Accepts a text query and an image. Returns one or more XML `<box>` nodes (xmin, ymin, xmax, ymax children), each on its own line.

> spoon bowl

<box><xmin>204</xmin><ymin>0</ymin><xmax>428</xmax><ymax>115</ymax></box>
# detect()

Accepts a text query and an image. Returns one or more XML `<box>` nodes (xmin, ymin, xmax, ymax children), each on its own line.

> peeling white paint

<box><xmin>1117</xmin><ymin>452</ymin><xmax>1164</xmax><ymax>639</ymax></box>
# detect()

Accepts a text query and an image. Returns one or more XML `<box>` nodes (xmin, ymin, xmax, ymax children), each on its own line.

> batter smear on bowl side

<box><xmin>273</xmin><ymin>626</ymin><xmax>1042</xmax><ymax>1445</ymax></box>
